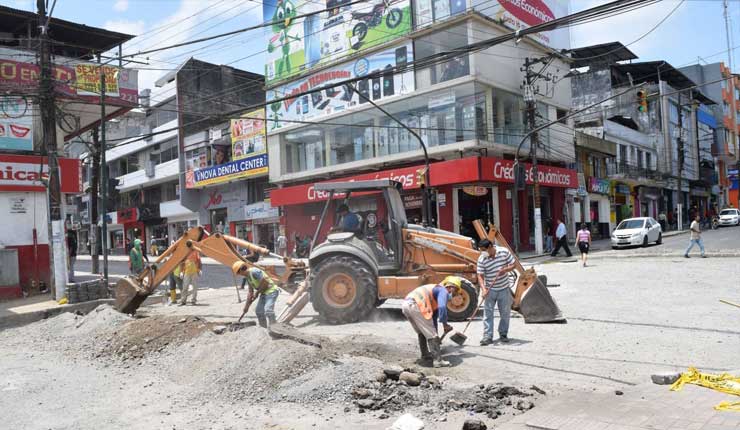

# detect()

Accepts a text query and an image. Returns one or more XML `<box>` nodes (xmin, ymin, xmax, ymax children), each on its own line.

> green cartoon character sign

<box><xmin>268</xmin><ymin>101</ymin><xmax>283</xmax><ymax>130</ymax></box>
<box><xmin>267</xmin><ymin>0</ymin><xmax>301</xmax><ymax>80</ymax></box>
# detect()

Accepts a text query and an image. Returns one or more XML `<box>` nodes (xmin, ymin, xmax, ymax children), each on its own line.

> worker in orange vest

<box><xmin>401</xmin><ymin>276</ymin><xmax>462</xmax><ymax>367</ymax></box>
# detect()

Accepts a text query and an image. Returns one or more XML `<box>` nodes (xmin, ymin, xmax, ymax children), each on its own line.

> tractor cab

<box><xmin>311</xmin><ymin>179</ymin><xmax>407</xmax><ymax>274</ymax></box>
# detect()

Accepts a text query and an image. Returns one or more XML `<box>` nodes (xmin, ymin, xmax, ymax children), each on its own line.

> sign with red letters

<box><xmin>0</xmin><ymin>154</ymin><xmax>81</xmax><ymax>193</ymax></box>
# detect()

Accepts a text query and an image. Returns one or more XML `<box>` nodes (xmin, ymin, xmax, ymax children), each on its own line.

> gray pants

<box><xmin>68</xmin><ymin>256</ymin><xmax>76</xmax><ymax>282</ymax></box>
<box><xmin>180</xmin><ymin>273</ymin><xmax>199</xmax><ymax>304</ymax></box>
<box><xmin>401</xmin><ymin>300</ymin><xmax>437</xmax><ymax>340</ymax></box>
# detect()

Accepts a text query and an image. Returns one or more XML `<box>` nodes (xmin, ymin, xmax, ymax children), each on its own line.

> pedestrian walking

<box><xmin>477</xmin><ymin>239</ymin><xmax>517</xmax><ymax>346</ymax></box>
<box><xmin>179</xmin><ymin>250</ymin><xmax>202</xmax><ymax>305</ymax></box>
<box><xmin>550</xmin><ymin>219</ymin><xmax>573</xmax><ymax>257</ymax></box>
<box><xmin>401</xmin><ymin>276</ymin><xmax>461</xmax><ymax>367</ymax></box>
<box><xmin>667</xmin><ymin>210</ymin><xmax>674</xmax><ymax>231</ymax></box>
<box><xmin>241</xmin><ymin>267</ymin><xmax>280</xmax><ymax>328</ymax></box>
<box><xmin>129</xmin><ymin>239</ymin><xmax>144</xmax><ymax>275</ymax></box>
<box><xmin>150</xmin><ymin>236</ymin><xmax>158</xmax><ymax>257</ymax></box>
<box><xmin>66</xmin><ymin>230</ymin><xmax>77</xmax><ymax>282</ymax></box>
<box><xmin>576</xmin><ymin>223</ymin><xmax>591</xmax><ymax>267</ymax></box>
<box><xmin>658</xmin><ymin>212</ymin><xmax>667</xmax><ymax>232</ymax></box>
<box><xmin>684</xmin><ymin>215</ymin><xmax>706</xmax><ymax>258</ymax></box>
<box><xmin>277</xmin><ymin>232</ymin><xmax>287</xmax><ymax>258</ymax></box>
<box><xmin>544</xmin><ymin>219</ymin><xmax>553</xmax><ymax>253</ymax></box>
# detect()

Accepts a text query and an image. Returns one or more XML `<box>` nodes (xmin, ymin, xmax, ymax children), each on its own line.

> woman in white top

<box><xmin>576</xmin><ymin>223</ymin><xmax>592</xmax><ymax>267</ymax></box>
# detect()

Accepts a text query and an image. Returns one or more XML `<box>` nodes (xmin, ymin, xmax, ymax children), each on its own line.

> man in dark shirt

<box><xmin>336</xmin><ymin>204</ymin><xmax>362</xmax><ymax>234</ymax></box>
<box><xmin>66</xmin><ymin>230</ymin><xmax>77</xmax><ymax>283</ymax></box>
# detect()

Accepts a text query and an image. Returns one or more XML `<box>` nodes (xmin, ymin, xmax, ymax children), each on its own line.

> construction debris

<box><xmin>651</xmin><ymin>371</ymin><xmax>681</xmax><ymax>385</ymax></box>
<box><xmin>462</xmin><ymin>419</ymin><xmax>487</xmax><ymax>430</ymax></box>
<box><xmin>389</xmin><ymin>413</ymin><xmax>425</xmax><ymax>430</ymax></box>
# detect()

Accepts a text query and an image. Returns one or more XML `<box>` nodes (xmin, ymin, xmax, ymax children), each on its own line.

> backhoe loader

<box><xmin>279</xmin><ymin>179</ymin><xmax>564</xmax><ymax>325</ymax></box>
<box><xmin>115</xmin><ymin>226</ymin><xmax>307</xmax><ymax>315</ymax></box>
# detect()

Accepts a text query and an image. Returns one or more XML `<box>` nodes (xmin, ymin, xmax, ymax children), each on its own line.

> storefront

<box><xmin>586</xmin><ymin>177</ymin><xmax>611</xmax><ymax>238</ymax></box>
<box><xmin>235</xmin><ymin>201</ymin><xmax>281</xmax><ymax>251</ymax></box>
<box><xmin>0</xmin><ymin>154</ymin><xmax>81</xmax><ymax>297</ymax></box>
<box><xmin>637</xmin><ymin>186</ymin><xmax>661</xmax><ymax>219</ymax></box>
<box><xmin>117</xmin><ymin>207</ymin><xmax>144</xmax><ymax>252</ymax></box>
<box><xmin>270</xmin><ymin>156</ymin><xmax>577</xmax><ymax>251</ymax></box>
<box><xmin>613</xmin><ymin>183</ymin><xmax>633</xmax><ymax>224</ymax></box>
<box><xmin>160</xmin><ymin>200</ymin><xmax>198</xmax><ymax>243</ymax></box>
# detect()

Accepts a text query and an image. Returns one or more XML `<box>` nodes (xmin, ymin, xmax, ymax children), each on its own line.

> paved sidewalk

<box><xmin>499</xmin><ymin>379</ymin><xmax>740</xmax><ymax>430</ymax></box>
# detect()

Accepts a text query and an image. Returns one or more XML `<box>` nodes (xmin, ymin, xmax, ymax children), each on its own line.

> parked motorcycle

<box><xmin>351</xmin><ymin>0</ymin><xmax>403</xmax><ymax>49</ymax></box>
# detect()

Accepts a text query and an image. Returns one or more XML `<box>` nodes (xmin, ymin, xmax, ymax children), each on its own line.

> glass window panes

<box><xmin>491</xmin><ymin>88</ymin><xmax>527</xmax><ymax>146</ymax></box>
<box><xmin>414</xmin><ymin>23</ymin><xmax>470</xmax><ymax>85</ymax></box>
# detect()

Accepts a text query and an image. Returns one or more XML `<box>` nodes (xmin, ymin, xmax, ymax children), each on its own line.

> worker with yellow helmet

<box><xmin>401</xmin><ymin>276</ymin><xmax>462</xmax><ymax>368</ymax></box>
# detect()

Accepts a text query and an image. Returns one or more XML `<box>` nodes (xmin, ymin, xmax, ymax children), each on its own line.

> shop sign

<box><xmin>186</xmin><ymin>152</ymin><xmax>268</xmax><ymax>189</ymax></box>
<box><xmin>577</xmin><ymin>172</ymin><xmax>587</xmax><ymax>196</ymax></box>
<box><xmin>265</xmin><ymin>43</ymin><xmax>414</xmax><ymax>130</ymax></box>
<box><xmin>428</xmin><ymin>90</ymin><xmax>456</xmax><ymax>109</ymax></box>
<box><xmin>588</xmin><ymin>177</ymin><xmax>610</xmax><ymax>194</ymax></box>
<box><xmin>615</xmin><ymin>184</ymin><xmax>630</xmax><ymax>194</ymax></box>
<box><xmin>230</xmin><ymin>109</ymin><xmax>265</xmax><ymax>160</ymax></box>
<box><xmin>482</xmin><ymin>158</ymin><xmax>577</xmax><ymax>188</ymax></box>
<box><xmin>0</xmin><ymin>58</ymin><xmax>137</xmax><ymax>105</ymax></box>
<box><xmin>117</xmin><ymin>208</ymin><xmax>138</xmax><ymax>224</ymax></box>
<box><xmin>462</xmin><ymin>185</ymin><xmax>488</xmax><ymax>196</ymax></box>
<box><xmin>0</xmin><ymin>97</ymin><xmax>33</xmax><ymax>151</ymax></box>
<box><xmin>73</xmin><ymin>64</ymin><xmax>119</xmax><ymax>97</ymax></box>
<box><xmin>437</xmin><ymin>192</ymin><xmax>447</xmax><ymax>207</ymax></box>
<box><xmin>402</xmin><ymin>193</ymin><xmax>423</xmax><ymax>209</ymax></box>
<box><xmin>489</xmin><ymin>0</ymin><xmax>570</xmax><ymax>50</ymax></box>
<box><xmin>244</xmin><ymin>201</ymin><xmax>279</xmax><ymax>220</ymax></box>
<box><xmin>9</xmin><ymin>196</ymin><xmax>27</xmax><ymax>214</ymax></box>
<box><xmin>0</xmin><ymin>154</ymin><xmax>81</xmax><ymax>193</ymax></box>
<box><xmin>263</xmin><ymin>0</ymin><xmax>412</xmax><ymax>84</ymax></box>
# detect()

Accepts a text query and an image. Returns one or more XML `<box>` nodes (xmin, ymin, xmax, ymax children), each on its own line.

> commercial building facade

<box><xmin>265</xmin><ymin>1</ymin><xmax>577</xmax><ymax>251</ymax></box>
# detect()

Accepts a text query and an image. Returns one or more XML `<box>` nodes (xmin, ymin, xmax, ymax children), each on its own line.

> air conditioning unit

<box><xmin>145</xmin><ymin>160</ymin><xmax>156</xmax><ymax>178</ymax></box>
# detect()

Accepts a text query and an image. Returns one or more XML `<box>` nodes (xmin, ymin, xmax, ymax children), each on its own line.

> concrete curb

<box><xmin>0</xmin><ymin>298</ymin><xmax>115</xmax><ymax>331</ymax></box>
<box><xmin>587</xmin><ymin>252</ymin><xmax>740</xmax><ymax>260</ymax></box>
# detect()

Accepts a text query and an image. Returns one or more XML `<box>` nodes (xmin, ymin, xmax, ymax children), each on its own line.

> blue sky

<box><xmin>8</xmin><ymin>0</ymin><xmax>740</xmax><ymax>104</ymax></box>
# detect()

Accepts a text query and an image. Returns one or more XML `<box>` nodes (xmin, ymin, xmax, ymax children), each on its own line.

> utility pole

<box><xmin>90</xmin><ymin>129</ymin><xmax>100</xmax><ymax>274</ymax></box>
<box><xmin>98</xmin><ymin>53</ymin><xmax>109</xmax><ymax>282</ymax></box>
<box><xmin>523</xmin><ymin>57</ymin><xmax>545</xmax><ymax>255</ymax></box>
<box><xmin>724</xmin><ymin>0</ymin><xmax>740</xmax><ymax>208</ymax></box>
<box><xmin>37</xmin><ymin>0</ymin><xmax>67</xmax><ymax>299</ymax></box>
<box><xmin>677</xmin><ymin>90</ymin><xmax>685</xmax><ymax>230</ymax></box>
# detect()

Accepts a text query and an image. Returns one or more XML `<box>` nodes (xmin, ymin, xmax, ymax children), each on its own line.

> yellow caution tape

<box><xmin>671</xmin><ymin>367</ymin><xmax>740</xmax><ymax>411</ymax></box>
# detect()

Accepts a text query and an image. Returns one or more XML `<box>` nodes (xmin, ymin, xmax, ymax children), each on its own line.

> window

<box><xmin>492</xmin><ymin>88</ymin><xmax>526</xmax><ymax>146</ymax></box>
<box><xmin>556</xmin><ymin>108</ymin><xmax>568</xmax><ymax>125</ymax></box>
<box><xmin>144</xmin><ymin>187</ymin><xmax>161</xmax><ymax>206</ymax></box>
<box><xmin>415</xmin><ymin>24</ymin><xmax>470</xmax><ymax>86</ymax></box>
<box><xmin>415</xmin><ymin>0</ymin><xmax>466</xmax><ymax>27</ymax></box>
<box><xmin>645</xmin><ymin>152</ymin><xmax>652</xmax><ymax>170</ymax></box>
<box><xmin>618</xmin><ymin>144</ymin><xmax>627</xmax><ymax>164</ymax></box>
<box><xmin>669</xmin><ymin>102</ymin><xmax>679</xmax><ymax>124</ymax></box>
<box><xmin>162</xmin><ymin>182</ymin><xmax>178</xmax><ymax>201</ymax></box>
<box><xmin>637</xmin><ymin>149</ymin><xmax>643</xmax><ymax>168</ymax></box>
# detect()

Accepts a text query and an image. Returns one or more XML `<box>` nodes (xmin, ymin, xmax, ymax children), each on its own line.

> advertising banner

<box><xmin>186</xmin><ymin>153</ymin><xmax>269</xmax><ymax>189</ymax></box>
<box><xmin>588</xmin><ymin>177</ymin><xmax>610</xmax><ymax>194</ymax></box>
<box><xmin>481</xmin><ymin>157</ymin><xmax>577</xmax><ymax>188</ymax></box>
<box><xmin>230</xmin><ymin>109</ymin><xmax>266</xmax><ymax>160</ymax></box>
<box><xmin>0</xmin><ymin>154</ymin><xmax>81</xmax><ymax>193</ymax></box>
<box><xmin>479</xmin><ymin>0</ymin><xmax>570</xmax><ymax>50</ymax></box>
<box><xmin>266</xmin><ymin>43</ymin><xmax>414</xmax><ymax>130</ymax></box>
<box><xmin>73</xmin><ymin>64</ymin><xmax>120</xmax><ymax>97</ymax></box>
<box><xmin>0</xmin><ymin>97</ymin><xmax>33</xmax><ymax>151</ymax></box>
<box><xmin>263</xmin><ymin>0</ymin><xmax>412</xmax><ymax>84</ymax></box>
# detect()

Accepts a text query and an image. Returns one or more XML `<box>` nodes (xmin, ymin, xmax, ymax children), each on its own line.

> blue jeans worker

<box><xmin>242</xmin><ymin>267</ymin><xmax>280</xmax><ymax>328</ymax></box>
<box><xmin>477</xmin><ymin>238</ymin><xmax>517</xmax><ymax>346</ymax></box>
<box><xmin>684</xmin><ymin>215</ymin><xmax>706</xmax><ymax>258</ymax></box>
<box><xmin>401</xmin><ymin>276</ymin><xmax>462</xmax><ymax>368</ymax></box>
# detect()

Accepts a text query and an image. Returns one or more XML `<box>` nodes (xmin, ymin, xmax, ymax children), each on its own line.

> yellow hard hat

<box><xmin>442</xmin><ymin>276</ymin><xmax>463</xmax><ymax>293</ymax></box>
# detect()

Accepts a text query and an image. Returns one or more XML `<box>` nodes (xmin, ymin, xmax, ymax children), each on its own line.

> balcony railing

<box><xmin>610</xmin><ymin>162</ymin><xmax>661</xmax><ymax>180</ymax></box>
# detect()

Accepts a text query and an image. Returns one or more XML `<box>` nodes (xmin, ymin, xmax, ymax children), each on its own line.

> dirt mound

<box><xmin>92</xmin><ymin>315</ymin><xmax>213</xmax><ymax>362</ymax></box>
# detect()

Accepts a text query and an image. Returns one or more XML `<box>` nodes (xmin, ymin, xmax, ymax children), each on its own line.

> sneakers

<box><xmin>480</xmin><ymin>338</ymin><xmax>493</xmax><ymax>346</ymax></box>
<box><xmin>684</xmin><ymin>255</ymin><xmax>690</xmax><ymax>258</ymax></box>
<box><xmin>701</xmin><ymin>255</ymin><xmax>707</xmax><ymax>258</ymax></box>
<box><xmin>178</xmin><ymin>301</ymin><xmax>186</xmax><ymax>306</ymax></box>
<box><xmin>499</xmin><ymin>334</ymin><xmax>510</xmax><ymax>343</ymax></box>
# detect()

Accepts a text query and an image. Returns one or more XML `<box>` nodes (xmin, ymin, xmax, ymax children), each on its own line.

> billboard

<box><xmin>476</xmin><ymin>0</ymin><xmax>570</xmax><ymax>50</ymax></box>
<box><xmin>186</xmin><ymin>153</ymin><xmax>269</xmax><ymax>189</ymax></box>
<box><xmin>266</xmin><ymin>43</ymin><xmax>414</xmax><ymax>130</ymax></box>
<box><xmin>0</xmin><ymin>97</ymin><xmax>33</xmax><ymax>151</ymax></box>
<box><xmin>73</xmin><ymin>64</ymin><xmax>120</xmax><ymax>97</ymax></box>
<box><xmin>230</xmin><ymin>109</ymin><xmax>266</xmax><ymax>160</ymax></box>
<box><xmin>263</xmin><ymin>0</ymin><xmax>412</xmax><ymax>84</ymax></box>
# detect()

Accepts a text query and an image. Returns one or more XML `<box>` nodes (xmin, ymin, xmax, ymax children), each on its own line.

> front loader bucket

<box><xmin>115</xmin><ymin>276</ymin><xmax>148</xmax><ymax>315</ymax></box>
<box><xmin>518</xmin><ymin>277</ymin><xmax>565</xmax><ymax>323</ymax></box>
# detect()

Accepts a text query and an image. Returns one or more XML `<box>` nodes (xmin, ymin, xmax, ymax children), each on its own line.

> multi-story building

<box><xmin>680</xmin><ymin>62</ymin><xmax>739</xmax><ymax>208</ymax></box>
<box><xmin>264</xmin><ymin>0</ymin><xmax>578</xmax><ymax>251</ymax></box>
<box><xmin>571</xmin><ymin>42</ymin><xmax>716</xmax><ymax>229</ymax></box>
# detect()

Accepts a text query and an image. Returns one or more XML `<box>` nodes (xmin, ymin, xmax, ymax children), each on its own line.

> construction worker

<box><xmin>242</xmin><ymin>267</ymin><xmax>279</xmax><ymax>328</ymax></box>
<box><xmin>401</xmin><ymin>276</ymin><xmax>462</xmax><ymax>368</ymax></box>
<box><xmin>179</xmin><ymin>249</ymin><xmax>202</xmax><ymax>306</ymax></box>
<box><xmin>335</xmin><ymin>204</ymin><xmax>362</xmax><ymax>234</ymax></box>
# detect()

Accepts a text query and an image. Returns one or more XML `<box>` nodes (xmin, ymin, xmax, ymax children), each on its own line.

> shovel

<box><xmin>448</xmin><ymin>272</ymin><xmax>502</xmax><ymax>346</ymax></box>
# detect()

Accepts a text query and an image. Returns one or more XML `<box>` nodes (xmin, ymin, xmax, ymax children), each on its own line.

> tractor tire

<box><xmin>309</xmin><ymin>255</ymin><xmax>377</xmax><ymax>324</ymax></box>
<box><xmin>446</xmin><ymin>279</ymin><xmax>478</xmax><ymax>322</ymax></box>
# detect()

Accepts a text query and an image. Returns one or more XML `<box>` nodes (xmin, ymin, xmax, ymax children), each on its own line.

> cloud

<box><xmin>104</xmin><ymin>19</ymin><xmax>146</xmax><ymax>36</ymax></box>
<box><xmin>113</xmin><ymin>0</ymin><xmax>129</xmax><ymax>12</ymax></box>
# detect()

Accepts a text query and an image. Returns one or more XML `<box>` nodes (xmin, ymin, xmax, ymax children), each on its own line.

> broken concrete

<box><xmin>650</xmin><ymin>371</ymin><xmax>681</xmax><ymax>385</ymax></box>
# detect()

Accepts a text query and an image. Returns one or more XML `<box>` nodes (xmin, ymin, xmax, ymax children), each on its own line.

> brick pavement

<box><xmin>498</xmin><ymin>380</ymin><xmax>740</xmax><ymax>430</ymax></box>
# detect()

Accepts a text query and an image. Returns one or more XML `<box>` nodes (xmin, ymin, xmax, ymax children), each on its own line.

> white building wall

<box><xmin>0</xmin><ymin>192</ymin><xmax>48</xmax><ymax>246</ymax></box>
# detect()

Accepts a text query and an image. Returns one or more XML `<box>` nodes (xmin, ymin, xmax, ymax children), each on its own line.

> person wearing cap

<box><xmin>477</xmin><ymin>239</ymin><xmax>517</xmax><ymax>346</ymax></box>
<box><xmin>242</xmin><ymin>267</ymin><xmax>280</xmax><ymax>328</ymax></box>
<box><xmin>335</xmin><ymin>204</ymin><xmax>362</xmax><ymax>234</ymax></box>
<box><xmin>401</xmin><ymin>276</ymin><xmax>462</xmax><ymax>368</ymax></box>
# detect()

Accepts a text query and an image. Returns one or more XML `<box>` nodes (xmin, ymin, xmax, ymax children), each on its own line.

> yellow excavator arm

<box><xmin>115</xmin><ymin>226</ymin><xmax>306</xmax><ymax>314</ymax></box>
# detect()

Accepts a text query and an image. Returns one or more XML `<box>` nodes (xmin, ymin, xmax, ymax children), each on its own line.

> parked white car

<box><xmin>611</xmin><ymin>217</ymin><xmax>662</xmax><ymax>248</ymax></box>
<box><xmin>717</xmin><ymin>208</ymin><xmax>740</xmax><ymax>226</ymax></box>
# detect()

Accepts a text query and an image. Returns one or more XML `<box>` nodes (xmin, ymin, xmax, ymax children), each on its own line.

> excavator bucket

<box><xmin>513</xmin><ymin>270</ymin><xmax>565</xmax><ymax>323</ymax></box>
<box><xmin>115</xmin><ymin>276</ymin><xmax>148</xmax><ymax>315</ymax></box>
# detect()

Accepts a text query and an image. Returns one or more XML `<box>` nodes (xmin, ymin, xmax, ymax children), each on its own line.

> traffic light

<box><xmin>637</xmin><ymin>89</ymin><xmax>648</xmax><ymax>113</ymax></box>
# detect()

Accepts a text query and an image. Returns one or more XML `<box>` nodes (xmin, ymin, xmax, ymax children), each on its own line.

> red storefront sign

<box><xmin>481</xmin><ymin>158</ymin><xmax>577</xmax><ymax>188</ymax></box>
<box><xmin>0</xmin><ymin>154</ymin><xmax>82</xmax><ymax>192</ymax></box>
<box><xmin>270</xmin><ymin>157</ymin><xmax>576</xmax><ymax>206</ymax></box>
<box><xmin>117</xmin><ymin>208</ymin><xmax>138</xmax><ymax>224</ymax></box>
